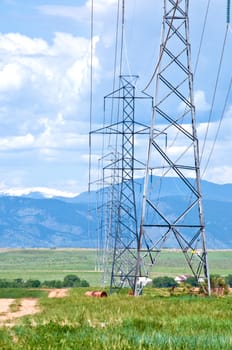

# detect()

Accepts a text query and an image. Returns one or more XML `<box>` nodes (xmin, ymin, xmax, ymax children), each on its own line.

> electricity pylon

<box><xmin>91</xmin><ymin>0</ymin><xmax>210</xmax><ymax>296</ymax></box>
<box><xmin>135</xmin><ymin>0</ymin><xmax>211</xmax><ymax>295</ymax></box>
<box><xmin>91</xmin><ymin>75</ymin><xmax>152</xmax><ymax>293</ymax></box>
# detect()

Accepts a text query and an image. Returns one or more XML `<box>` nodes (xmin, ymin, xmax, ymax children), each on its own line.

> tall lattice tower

<box><xmin>91</xmin><ymin>75</ymin><xmax>152</xmax><ymax>293</ymax></box>
<box><xmin>134</xmin><ymin>0</ymin><xmax>211</xmax><ymax>295</ymax></box>
<box><xmin>90</xmin><ymin>0</ymin><xmax>211</xmax><ymax>296</ymax></box>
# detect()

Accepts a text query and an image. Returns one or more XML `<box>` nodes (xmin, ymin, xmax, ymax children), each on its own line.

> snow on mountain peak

<box><xmin>0</xmin><ymin>187</ymin><xmax>79</xmax><ymax>199</ymax></box>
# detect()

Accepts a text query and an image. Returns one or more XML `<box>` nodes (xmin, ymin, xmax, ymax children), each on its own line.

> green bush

<box><xmin>184</xmin><ymin>276</ymin><xmax>199</xmax><ymax>287</ymax></box>
<box><xmin>200</xmin><ymin>275</ymin><xmax>229</xmax><ymax>296</ymax></box>
<box><xmin>80</xmin><ymin>279</ymin><xmax>90</xmax><ymax>287</ymax></box>
<box><xmin>225</xmin><ymin>274</ymin><xmax>232</xmax><ymax>287</ymax></box>
<box><xmin>24</xmin><ymin>279</ymin><xmax>41</xmax><ymax>288</ymax></box>
<box><xmin>152</xmin><ymin>276</ymin><xmax>177</xmax><ymax>288</ymax></box>
<box><xmin>62</xmin><ymin>274</ymin><xmax>89</xmax><ymax>288</ymax></box>
<box><xmin>63</xmin><ymin>274</ymin><xmax>81</xmax><ymax>287</ymax></box>
<box><xmin>210</xmin><ymin>275</ymin><xmax>226</xmax><ymax>289</ymax></box>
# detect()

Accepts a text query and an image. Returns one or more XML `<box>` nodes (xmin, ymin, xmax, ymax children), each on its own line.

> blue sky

<box><xmin>0</xmin><ymin>0</ymin><xmax>231</xmax><ymax>196</ymax></box>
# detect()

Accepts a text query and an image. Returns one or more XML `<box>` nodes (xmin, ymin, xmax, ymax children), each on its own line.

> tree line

<box><xmin>0</xmin><ymin>274</ymin><xmax>89</xmax><ymax>288</ymax></box>
<box><xmin>152</xmin><ymin>274</ymin><xmax>232</xmax><ymax>289</ymax></box>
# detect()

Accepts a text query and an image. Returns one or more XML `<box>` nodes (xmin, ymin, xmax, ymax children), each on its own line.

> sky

<box><xmin>0</xmin><ymin>0</ymin><xmax>231</xmax><ymax>197</ymax></box>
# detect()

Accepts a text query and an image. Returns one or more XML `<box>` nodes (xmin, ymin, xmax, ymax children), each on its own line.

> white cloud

<box><xmin>194</xmin><ymin>90</ymin><xmax>210</xmax><ymax>112</ymax></box>
<box><xmin>0</xmin><ymin>30</ymin><xmax>101</xmax><ymax>164</ymax></box>
<box><xmin>0</xmin><ymin>32</ymin><xmax>48</xmax><ymax>54</ymax></box>
<box><xmin>37</xmin><ymin>5</ymin><xmax>87</xmax><ymax>21</ymax></box>
<box><xmin>197</xmin><ymin>106</ymin><xmax>232</xmax><ymax>183</ymax></box>
<box><xmin>38</xmin><ymin>0</ymin><xmax>118</xmax><ymax>21</ymax></box>
<box><xmin>37</xmin><ymin>1</ymin><xmax>119</xmax><ymax>53</ymax></box>
<box><xmin>36</xmin><ymin>114</ymin><xmax>88</xmax><ymax>148</ymax></box>
<box><xmin>203</xmin><ymin>166</ymin><xmax>232</xmax><ymax>184</ymax></box>
<box><xmin>0</xmin><ymin>0</ymin><xmax>230</xmax><ymax>194</ymax></box>
<box><xmin>0</xmin><ymin>32</ymin><xmax>99</xmax><ymax>115</ymax></box>
<box><xmin>0</xmin><ymin>63</ymin><xmax>24</xmax><ymax>91</ymax></box>
<box><xmin>0</xmin><ymin>133</ymin><xmax>34</xmax><ymax>150</ymax></box>
<box><xmin>178</xmin><ymin>89</ymin><xmax>210</xmax><ymax>113</ymax></box>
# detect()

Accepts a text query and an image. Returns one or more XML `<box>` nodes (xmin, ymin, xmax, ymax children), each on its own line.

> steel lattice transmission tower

<box><xmin>91</xmin><ymin>75</ymin><xmax>152</xmax><ymax>293</ymax></box>
<box><xmin>135</xmin><ymin>0</ymin><xmax>211</xmax><ymax>295</ymax></box>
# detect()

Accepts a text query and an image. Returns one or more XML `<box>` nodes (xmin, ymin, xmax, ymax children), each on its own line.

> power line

<box><xmin>88</xmin><ymin>0</ymin><xmax>94</xmax><ymax>193</ymax></box>
<box><xmin>202</xmin><ymin>76</ymin><xmax>232</xmax><ymax>177</ymax></box>
<box><xmin>142</xmin><ymin>0</ymin><xmax>180</xmax><ymax>93</ymax></box>
<box><xmin>119</xmin><ymin>0</ymin><xmax>125</xmax><ymax>76</ymax></box>
<box><xmin>193</xmin><ymin>0</ymin><xmax>211</xmax><ymax>75</ymax></box>
<box><xmin>227</xmin><ymin>0</ymin><xmax>231</xmax><ymax>24</ymax></box>
<box><xmin>200</xmin><ymin>25</ymin><xmax>229</xmax><ymax>164</ymax></box>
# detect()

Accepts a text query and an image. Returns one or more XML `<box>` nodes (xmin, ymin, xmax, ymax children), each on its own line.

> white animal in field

<box><xmin>137</xmin><ymin>277</ymin><xmax>152</xmax><ymax>287</ymax></box>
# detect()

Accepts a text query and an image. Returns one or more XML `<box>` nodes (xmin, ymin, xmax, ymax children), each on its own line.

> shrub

<box><xmin>80</xmin><ymin>279</ymin><xmax>90</xmax><ymax>287</ymax></box>
<box><xmin>184</xmin><ymin>276</ymin><xmax>199</xmax><ymax>287</ymax></box>
<box><xmin>42</xmin><ymin>280</ymin><xmax>58</xmax><ymax>288</ymax></box>
<box><xmin>152</xmin><ymin>276</ymin><xmax>177</xmax><ymax>288</ymax></box>
<box><xmin>63</xmin><ymin>274</ymin><xmax>81</xmax><ymax>287</ymax></box>
<box><xmin>0</xmin><ymin>279</ymin><xmax>10</xmax><ymax>288</ymax></box>
<box><xmin>200</xmin><ymin>275</ymin><xmax>229</xmax><ymax>296</ymax></box>
<box><xmin>225</xmin><ymin>274</ymin><xmax>232</xmax><ymax>287</ymax></box>
<box><xmin>25</xmin><ymin>279</ymin><xmax>41</xmax><ymax>288</ymax></box>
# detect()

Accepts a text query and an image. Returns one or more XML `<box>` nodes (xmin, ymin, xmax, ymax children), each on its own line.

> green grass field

<box><xmin>0</xmin><ymin>288</ymin><xmax>232</xmax><ymax>349</ymax></box>
<box><xmin>0</xmin><ymin>288</ymin><xmax>48</xmax><ymax>298</ymax></box>
<box><xmin>0</xmin><ymin>249</ymin><xmax>231</xmax><ymax>349</ymax></box>
<box><xmin>0</xmin><ymin>249</ymin><xmax>231</xmax><ymax>286</ymax></box>
<box><xmin>0</xmin><ymin>249</ymin><xmax>102</xmax><ymax>286</ymax></box>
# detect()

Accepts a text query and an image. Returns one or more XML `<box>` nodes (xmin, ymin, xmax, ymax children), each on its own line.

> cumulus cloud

<box><xmin>0</xmin><ymin>32</ymin><xmax>48</xmax><ymax>54</ymax></box>
<box><xmin>0</xmin><ymin>31</ymin><xmax>100</xmax><ymax>150</ymax></box>
<box><xmin>0</xmin><ymin>63</ymin><xmax>25</xmax><ymax>91</ymax></box>
<box><xmin>37</xmin><ymin>0</ymin><xmax>119</xmax><ymax>51</ymax></box>
<box><xmin>0</xmin><ymin>32</ymin><xmax>99</xmax><ymax>111</ymax></box>
<box><xmin>38</xmin><ymin>0</ymin><xmax>118</xmax><ymax>20</ymax></box>
<box><xmin>0</xmin><ymin>0</ymin><xmax>230</xmax><ymax>193</ymax></box>
<box><xmin>0</xmin><ymin>133</ymin><xmax>34</xmax><ymax>150</ymax></box>
<box><xmin>0</xmin><ymin>28</ymin><xmax>101</xmax><ymax>196</ymax></box>
<box><xmin>37</xmin><ymin>5</ymin><xmax>87</xmax><ymax>21</ymax></box>
<box><xmin>178</xmin><ymin>89</ymin><xmax>210</xmax><ymax>113</ymax></box>
<box><xmin>197</xmin><ymin>105</ymin><xmax>232</xmax><ymax>183</ymax></box>
<box><xmin>194</xmin><ymin>90</ymin><xmax>210</xmax><ymax>112</ymax></box>
<box><xmin>33</xmin><ymin>113</ymin><xmax>89</xmax><ymax>161</ymax></box>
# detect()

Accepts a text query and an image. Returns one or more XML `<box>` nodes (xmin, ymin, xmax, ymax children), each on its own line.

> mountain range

<box><xmin>0</xmin><ymin>177</ymin><xmax>231</xmax><ymax>249</ymax></box>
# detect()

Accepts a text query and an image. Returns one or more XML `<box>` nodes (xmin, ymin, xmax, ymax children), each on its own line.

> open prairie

<box><xmin>0</xmin><ymin>288</ymin><xmax>231</xmax><ymax>349</ymax></box>
<box><xmin>0</xmin><ymin>249</ymin><xmax>231</xmax><ymax>349</ymax></box>
<box><xmin>0</xmin><ymin>249</ymin><xmax>231</xmax><ymax>286</ymax></box>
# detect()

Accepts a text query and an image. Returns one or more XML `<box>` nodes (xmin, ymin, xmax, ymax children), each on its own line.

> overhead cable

<box><xmin>142</xmin><ymin>0</ymin><xmax>180</xmax><ymax>93</ymax></box>
<box><xmin>108</xmin><ymin>0</ymin><xmax>121</xmax><ymax>146</ymax></box>
<box><xmin>202</xmin><ymin>76</ymin><xmax>232</xmax><ymax>177</ymax></box>
<box><xmin>227</xmin><ymin>0</ymin><xmax>231</xmax><ymax>23</ymax></box>
<box><xmin>200</xmin><ymin>25</ymin><xmax>229</xmax><ymax>164</ymax></box>
<box><xmin>193</xmin><ymin>0</ymin><xmax>211</xmax><ymax>75</ymax></box>
<box><xmin>88</xmin><ymin>0</ymin><xmax>94</xmax><ymax>193</ymax></box>
<box><xmin>119</xmin><ymin>0</ymin><xmax>125</xmax><ymax>76</ymax></box>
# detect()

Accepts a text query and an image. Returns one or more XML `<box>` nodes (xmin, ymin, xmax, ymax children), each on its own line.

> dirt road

<box><xmin>0</xmin><ymin>288</ymin><xmax>69</xmax><ymax>327</ymax></box>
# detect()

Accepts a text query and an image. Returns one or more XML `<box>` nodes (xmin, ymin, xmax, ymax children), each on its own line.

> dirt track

<box><xmin>48</xmin><ymin>288</ymin><xmax>68</xmax><ymax>298</ymax></box>
<box><xmin>0</xmin><ymin>288</ymin><xmax>68</xmax><ymax>327</ymax></box>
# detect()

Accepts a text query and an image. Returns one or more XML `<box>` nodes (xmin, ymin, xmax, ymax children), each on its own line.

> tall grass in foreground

<box><xmin>0</xmin><ymin>288</ymin><xmax>232</xmax><ymax>349</ymax></box>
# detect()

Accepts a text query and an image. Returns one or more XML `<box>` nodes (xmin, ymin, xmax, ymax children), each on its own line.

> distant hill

<box><xmin>0</xmin><ymin>196</ymin><xmax>93</xmax><ymax>248</ymax></box>
<box><xmin>0</xmin><ymin>177</ymin><xmax>231</xmax><ymax>248</ymax></box>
